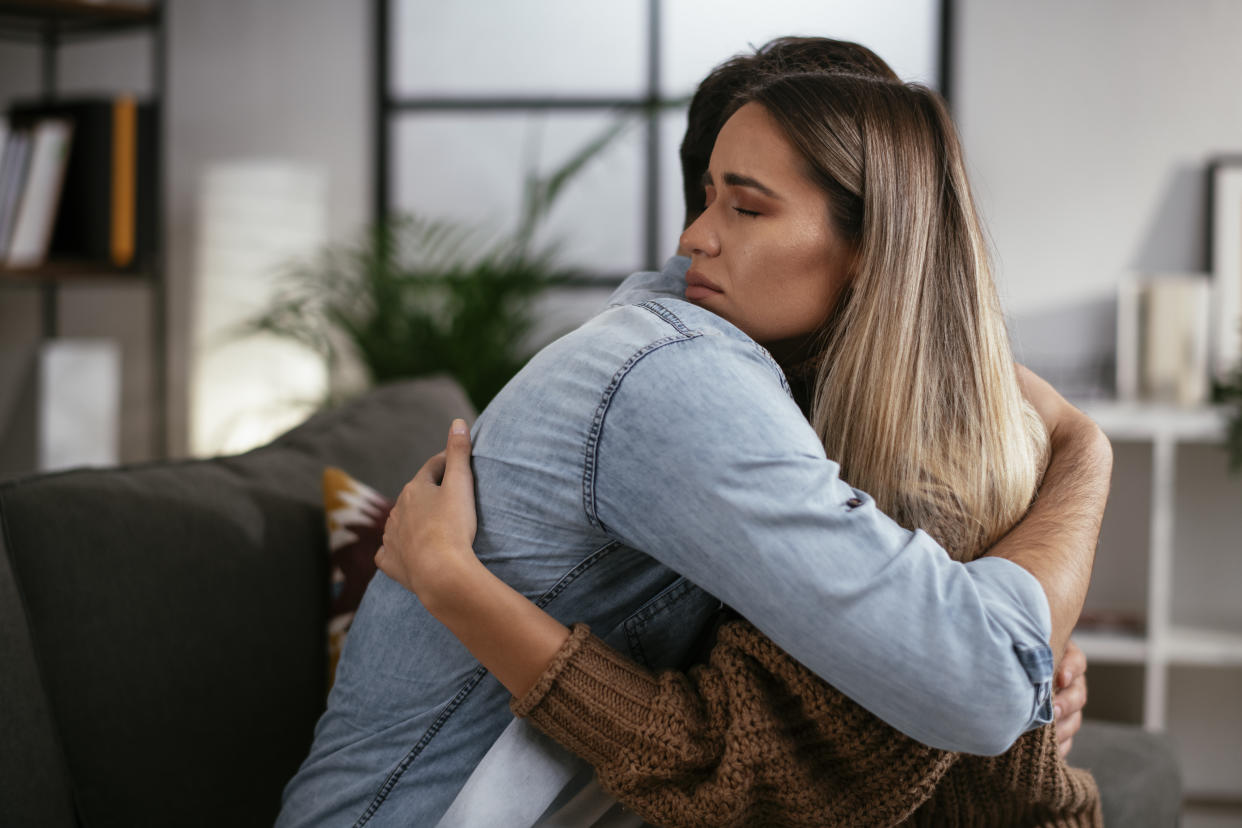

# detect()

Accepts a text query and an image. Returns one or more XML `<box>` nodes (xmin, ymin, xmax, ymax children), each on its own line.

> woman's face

<box><xmin>679</xmin><ymin>102</ymin><xmax>853</xmax><ymax>354</ymax></box>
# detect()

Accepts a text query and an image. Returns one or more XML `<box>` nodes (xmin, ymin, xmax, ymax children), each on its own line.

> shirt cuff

<box><xmin>509</xmin><ymin>622</ymin><xmax>664</xmax><ymax>771</ymax></box>
<box><xmin>965</xmin><ymin>555</ymin><xmax>1056</xmax><ymax>731</ymax></box>
<box><xmin>509</xmin><ymin>622</ymin><xmax>594</xmax><ymax>717</ymax></box>
<box><xmin>1016</xmin><ymin>643</ymin><xmax>1056</xmax><ymax>729</ymax></box>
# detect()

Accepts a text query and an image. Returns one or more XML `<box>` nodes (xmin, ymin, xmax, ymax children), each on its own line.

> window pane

<box><xmin>661</xmin><ymin>0</ymin><xmax>941</xmax><ymax>96</ymax></box>
<box><xmin>393</xmin><ymin>112</ymin><xmax>644</xmax><ymax>275</ymax></box>
<box><xmin>392</xmin><ymin>0</ymin><xmax>646</xmax><ymax>97</ymax></box>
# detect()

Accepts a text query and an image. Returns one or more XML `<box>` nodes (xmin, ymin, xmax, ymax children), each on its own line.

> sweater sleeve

<box><xmin>511</xmin><ymin>621</ymin><xmax>961</xmax><ymax>828</ymax></box>
<box><xmin>917</xmin><ymin>724</ymin><xmax>1102</xmax><ymax>827</ymax></box>
<box><xmin>509</xmin><ymin>623</ymin><xmax>677</xmax><ymax>770</ymax></box>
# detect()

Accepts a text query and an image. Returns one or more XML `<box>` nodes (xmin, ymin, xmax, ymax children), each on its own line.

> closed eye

<box><xmin>733</xmin><ymin>207</ymin><xmax>760</xmax><ymax>218</ymax></box>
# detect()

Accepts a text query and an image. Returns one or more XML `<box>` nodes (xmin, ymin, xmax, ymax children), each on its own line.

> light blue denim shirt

<box><xmin>278</xmin><ymin>256</ymin><xmax>1054</xmax><ymax>828</ymax></box>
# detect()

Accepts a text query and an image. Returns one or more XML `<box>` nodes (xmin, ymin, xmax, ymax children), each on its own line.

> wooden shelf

<box><xmin>0</xmin><ymin>1</ymin><xmax>158</xmax><ymax>40</ymax></box>
<box><xmin>1074</xmin><ymin>629</ymin><xmax>1149</xmax><ymax>664</ymax></box>
<box><xmin>1165</xmin><ymin>626</ymin><xmax>1242</xmax><ymax>667</ymax></box>
<box><xmin>0</xmin><ymin>260</ymin><xmax>151</xmax><ymax>285</ymax></box>
<box><xmin>1079</xmin><ymin>626</ymin><xmax>1242</xmax><ymax>667</ymax></box>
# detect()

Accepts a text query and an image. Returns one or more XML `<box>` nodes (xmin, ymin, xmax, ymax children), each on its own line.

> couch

<box><xmin>1</xmin><ymin>376</ymin><xmax>472</xmax><ymax>828</ymax></box>
<box><xmin>0</xmin><ymin>375</ymin><xmax>1181</xmax><ymax>827</ymax></box>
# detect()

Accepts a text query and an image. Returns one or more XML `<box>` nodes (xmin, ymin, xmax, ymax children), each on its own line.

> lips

<box><xmin>685</xmin><ymin>269</ymin><xmax>723</xmax><ymax>301</ymax></box>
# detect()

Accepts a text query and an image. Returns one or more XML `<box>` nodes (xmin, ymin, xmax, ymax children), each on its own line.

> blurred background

<box><xmin>0</xmin><ymin>1</ymin><xmax>1239</xmax><ymax>824</ymax></box>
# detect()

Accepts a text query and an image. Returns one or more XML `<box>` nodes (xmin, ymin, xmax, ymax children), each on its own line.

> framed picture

<box><xmin>1116</xmin><ymin>273</ymin><xmax>1211</xmax><ymax>405</ymax></box>
<box><xmin>1210</xmin><ymin>157</ymin><xmax>1242</xmax><ymax>382</ymax></box>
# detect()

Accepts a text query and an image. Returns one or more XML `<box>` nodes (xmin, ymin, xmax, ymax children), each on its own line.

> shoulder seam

<box><xmin>635</xmin><ymin>300</ymin><xmax>696</xmax><ymax>336</ymax></box>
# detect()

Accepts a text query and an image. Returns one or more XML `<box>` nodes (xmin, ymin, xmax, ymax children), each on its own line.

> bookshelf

<box><xmin>1074</xmin><ymin>399</ymin><xmax>1242</xmax><ymax>813</ymax></box>
<box><xmin>0</xmin><ymin>1</ymin><xmax>156</xmax><ymax>35</ymax></box>
<box><xmin>0</xmin><ymin>0</ymin><xmax>166</xmax><ymax>457</ymax></box>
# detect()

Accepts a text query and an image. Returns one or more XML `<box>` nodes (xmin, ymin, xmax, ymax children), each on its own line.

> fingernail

<box><xmin>451</xmin><ymin>418</ymin><xmax>468</xmax><ymax>435</ymax></box>
<box><xmin>1053</xmin><ymin>704</ymin><xmax>1062</xmax><ymax>719</ymax></box>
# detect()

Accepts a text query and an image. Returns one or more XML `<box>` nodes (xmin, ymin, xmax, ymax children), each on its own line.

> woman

<box><xmin>377</xmin><ymin>73</ymin><xmax>1102</xmax><ymax>826</ymax></box>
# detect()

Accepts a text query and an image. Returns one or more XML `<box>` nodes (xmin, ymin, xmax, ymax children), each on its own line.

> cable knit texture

<box><xmin>512</xmin><ymin>621</ymin><xmax>1101</xmax><ymax>828</ymax></box>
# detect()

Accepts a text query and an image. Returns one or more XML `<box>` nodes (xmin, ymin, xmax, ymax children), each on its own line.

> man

<box><xmin>278</xmin><ymin>38</ymin><xmax>1104</xmax><ymax>827</ymax></box>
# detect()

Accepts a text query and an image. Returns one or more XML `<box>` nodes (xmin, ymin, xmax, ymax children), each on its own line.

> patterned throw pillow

<box><xmin>321</xmin><ymin>467</ymin><xmax>391</xmax><ymax>686</ymax></box>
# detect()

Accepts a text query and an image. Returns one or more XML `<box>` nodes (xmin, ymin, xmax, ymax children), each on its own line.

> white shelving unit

<box><xmin>1075</xmin><ymin>400</ymin><xmax>1242</xmax><ymax>813</ymax></box>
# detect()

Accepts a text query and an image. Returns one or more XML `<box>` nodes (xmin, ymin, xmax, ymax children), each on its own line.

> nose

<box><xmin>679</xmin><ymin>210</ymin><xmax>720</xmax><ymax>257</ymax></box>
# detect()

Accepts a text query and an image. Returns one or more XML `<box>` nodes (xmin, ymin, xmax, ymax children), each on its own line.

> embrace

<box><xmin>279</xmin><ymin>36</ymin><xmax>1109</xmax><ymax>827</ymax></box>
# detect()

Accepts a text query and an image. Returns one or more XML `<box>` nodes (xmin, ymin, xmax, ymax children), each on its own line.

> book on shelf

<box><xmin>1117</xmin><ymin>274</ymin><xmax>1213</xmax><ymax>406</ymax></box>
<box><xmin>0</xmin><ymin>119</ymin><xmax>35</xmax><ymax>260</ymax></box>
<box><xmin>6</xmin><ymin>95</ymin><xmax>157</xmax><ymax>271</ymax></box>
<box><xmin>3</xmin><ymin>118</ymin><xmax>74</xmax><ymax>269</ymax></box>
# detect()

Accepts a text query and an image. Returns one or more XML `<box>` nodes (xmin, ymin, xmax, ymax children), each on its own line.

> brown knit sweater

<box><xmin>511</xmin><ymin>621</ymin><xmax>1101</xmax><ymax>828</ymax></box>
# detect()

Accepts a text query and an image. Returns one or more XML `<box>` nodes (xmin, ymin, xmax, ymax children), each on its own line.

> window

<box><xmin>378</xmin><ymin>0</ymin><xmax>948</xmax><ymax>282</ymax></box>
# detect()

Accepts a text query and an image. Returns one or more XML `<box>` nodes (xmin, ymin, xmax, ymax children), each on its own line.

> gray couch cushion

<box><xmin>0</xmin><ymin>376</ymin><xmax>473</xmax><ymax>828</ymax></box>
<box><xmin>1070</xmin><ymin>719</ymin><xmax>1183</xmax><ymax>826</ymax></box>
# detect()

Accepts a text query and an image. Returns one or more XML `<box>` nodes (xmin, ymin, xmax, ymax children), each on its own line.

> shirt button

<box><xmin>846</xmin><ymin>497</ymin><xmax>863</xmax><ymax>508</ymax></box>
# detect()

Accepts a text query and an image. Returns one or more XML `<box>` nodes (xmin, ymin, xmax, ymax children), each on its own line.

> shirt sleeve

<box><xmin>588</xmin><ymin>335</ymin><xmax>1054</xmax><ymax>755</ymax></box>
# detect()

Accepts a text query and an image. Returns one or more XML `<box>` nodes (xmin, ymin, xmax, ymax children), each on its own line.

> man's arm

<box><xmin>989</xmin><ymin>367</ymin><xmax>1112</xmax><ymax>664</ymax></box>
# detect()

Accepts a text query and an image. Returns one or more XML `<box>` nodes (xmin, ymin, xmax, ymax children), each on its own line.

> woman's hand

<box><xmin>377</xmin><ymin>418</ymin><xmax>572</xmax><ymax>698</ymax></box>
<box><xmin>376</xmin><ymin>418</ymin><xmax>482</xmax><ymax>609</ymax></box>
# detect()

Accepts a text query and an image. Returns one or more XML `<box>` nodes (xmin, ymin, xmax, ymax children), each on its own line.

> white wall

<box><xmin>166</xmin><ymin>0</ymin><xmax>370</xmax><ymax>456</ymax></box>
<box><xmin>954</xmin><ymin>0</ymin><xmax>1242</xmax><ymax>396</ymax></box>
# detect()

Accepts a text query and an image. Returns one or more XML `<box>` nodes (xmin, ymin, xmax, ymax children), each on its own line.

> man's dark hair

<box><xmin>679</xmin><ymin>37</ymin><xmax>901</xmax><ymax>226</ymax></box>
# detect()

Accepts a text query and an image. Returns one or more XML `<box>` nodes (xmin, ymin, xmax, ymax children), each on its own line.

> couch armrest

<box><xmin>0</xmin><ymin>526</ymin><xmax>77</xmax><ymax>828</ymax></box>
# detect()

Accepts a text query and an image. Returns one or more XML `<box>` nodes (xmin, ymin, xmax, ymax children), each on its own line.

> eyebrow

<box><xmin>701</xmin><ymin>170</ymin><xmax>782</xmax><ymax>200</ymax></box>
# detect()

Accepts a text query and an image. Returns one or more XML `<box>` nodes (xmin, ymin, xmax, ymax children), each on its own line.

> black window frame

<box><xmin>373</xmin><ymin>0</ymin><xmax>952</xmax><ymax>285</ymax></box>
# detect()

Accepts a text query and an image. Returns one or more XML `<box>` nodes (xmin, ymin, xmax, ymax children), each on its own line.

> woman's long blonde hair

<box><xmin>745</xmin><ymin>74</ymin><xmax>1047</xmax><ymax>561</ymax></box>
